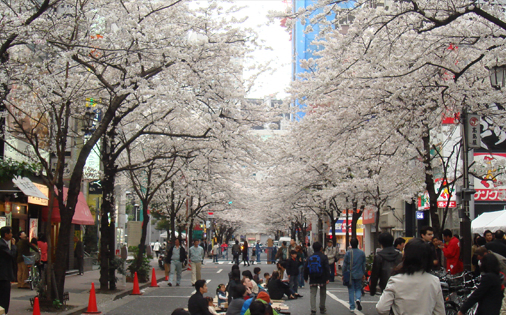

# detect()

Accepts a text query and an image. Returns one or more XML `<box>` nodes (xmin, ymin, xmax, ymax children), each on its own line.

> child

<box><xmin>253</xmin><ymin>267</ymin><xmax>262</xmax><ymax>284</ymax></box>
<box><xmin>206</xmin><ymin>297</ymin><xmax>219</xmax><ymax>315</ymax></box>
<box><xmin>264</xmin><ymin>273</ymin><xmax>271</xmax><ymax>286</ymax></box>
<box><xmin>216</xmin><ymin>284</ymin><xmax>227</xmax><ymax>307</ymax></box>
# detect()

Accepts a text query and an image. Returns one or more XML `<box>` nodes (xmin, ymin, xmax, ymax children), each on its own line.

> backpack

<box><xmin>308</xmin><ymin>254</ymin><xmax>323</xmax><ymax>276</ymax></box>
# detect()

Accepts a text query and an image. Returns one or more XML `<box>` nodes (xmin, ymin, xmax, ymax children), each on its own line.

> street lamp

<box><xmin>489</xmin><ymin>65</ymin><xmax>506</xmax><ymax>89</ymax></box>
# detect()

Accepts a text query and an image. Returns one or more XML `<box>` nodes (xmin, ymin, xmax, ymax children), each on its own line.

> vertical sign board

<box><xmin>29</xmin><ymin>218</ymin><xmax>38</xmax><ymax>241</ymax></box>
<box><xmin>467</xmin><ymin>114</ymin><xmax>481</xmax><ymax>149</ymax></box>
<box><xmin>0</xmin><ymin>217</ymin><xmax>6</xmax><ymax>229</ymax></box>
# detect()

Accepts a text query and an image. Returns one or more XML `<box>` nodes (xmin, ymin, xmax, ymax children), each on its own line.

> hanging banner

<box><xmin>29</xmin><ymin>218</ymin><xmax>38</xmax><ymax>241</ymax></box>
<box><xmin>474</xmin><ymin>153</ymin><xmax>506</xmax><ymax>201</ymax></box>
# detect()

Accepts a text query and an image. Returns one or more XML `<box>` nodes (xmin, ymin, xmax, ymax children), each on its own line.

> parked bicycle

<box><xmin>436</xmin><ymin>270</ymin><xmax>479</xmax><ymax>315</ymax></box>
<box><xmin>23</xmin><ymin>254</ymin><xmax>41</xmax><ymax>290</ymax></box>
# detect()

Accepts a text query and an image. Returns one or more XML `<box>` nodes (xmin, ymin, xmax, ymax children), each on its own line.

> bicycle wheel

<box><xmin>32</xmin><ymin>266</ymin><xmax>41</xmax><ymax>290</ymax></box>
<box><xmin>28</xmin><ymin>267</ymin><xmax>34</xmax><ymax>290</ymax></box>
<box><xmin>445</xmin><ymin>302</ymin><xmax>459</xmax><ymax>315</ymax></box>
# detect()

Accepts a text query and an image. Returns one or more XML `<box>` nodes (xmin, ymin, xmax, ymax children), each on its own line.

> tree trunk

<box><xmin>422</xmin><ymin>134</ymin><xmax>441</xmax><ymax>236</ymax></box>
<box><xmin>135</xmin><ymin>205</ymin><xmax>150</xmax><ymax>270</ymax></box>
<box><xmin>351</xmin><ymin>203</ymin><xmax>364</xmax><ymax>241</ymax></box>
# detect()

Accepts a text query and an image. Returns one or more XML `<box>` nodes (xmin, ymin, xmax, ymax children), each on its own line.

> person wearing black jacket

<box><xmin>369</xmin><ymin>233</ymin><xmax>403</xmax><ymax>296</ymax></box>
<box><xmin>485</xmin><ymin>230</ymin><xmax>506</xmax><ymax>258</ymax></box>
<box><xmin>304</xmin><ymin>242</ymin><xmax>330</xmax><ymax>315</ymax></box>
<box><xmin>166</xmin><ymin>239</ymin><xmax>187</xmax><ymax>286</ymax></box>
<box><xmin>227</xmin><ymin>269</ymin><xmax>242</xmax><ymax>303</ymax></box>
<box><xmin>0</xmin><ymin>226</ymin><xmax>17</xmax><ymax>314</ymax></box>
<box><xmin>188</xmin><ymin>279</ymin><xmax>212</xmax><ymax>315</ymax></box>
<box><xmin>459</xmin><ymin>254</ymin><xmax>503</xmax><ymax>315</ymax></box>
<box><xmin>286</xmin><ymin>250</ymin><xmax>302</xmax><ymax>296</ymax></box>
<box><xmin>267</xmin><ymin>271</ymin><xmax>295</xmax><ymax>300</ymax></box>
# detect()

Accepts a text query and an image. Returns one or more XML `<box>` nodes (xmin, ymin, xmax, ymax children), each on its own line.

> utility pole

<box><xmin>459</xmin><ymin>109</ymin><xmax>479</xmax><ymax>271</ymax></box>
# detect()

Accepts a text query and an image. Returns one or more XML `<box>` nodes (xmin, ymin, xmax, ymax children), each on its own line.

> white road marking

<box><xmin>217</xmin><ymin>269</ymin><xmax>223</xmax><ymax>274</ymax></box>
<box><xmin>219</xmin><ymin>262</ymin><xmax>224</xmax><ymax>265</ymax></box>
<box><xmin>326</xmin><ymin>291</ymin><xmax>365</xmax><ymax>315</ymax></box>
<box><xmin>206</xmin><ymin>279</ymin><xmax>212</xmax><ymax>284</ymax></box>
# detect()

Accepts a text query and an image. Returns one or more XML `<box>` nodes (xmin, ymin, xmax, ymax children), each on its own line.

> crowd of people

<box><xmin>340</xmin><ymin>225</ymin><xmax>506</xmax><ymax>315</ymax></box>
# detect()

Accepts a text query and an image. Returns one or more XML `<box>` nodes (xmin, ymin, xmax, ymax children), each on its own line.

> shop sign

<box><xmin>0</xmin><ymin>216</ymin><xmax>6</xmax><ymax>228</ymax></box>
<box><xmin>4</xmin><ymin>201</ymin><xmax>12</xmax><ymax>214</ymax></box>
<box><xmin>473</xmin><ymin>153</ymin><xmax>506</xmax><ymax>201</ymax></box>
<box><xmin>418</xmin><ymin>178</ymin><xmax>457</xmax><ymax>210</ymax></box>
<box><xmin>467</xmin><ymin>114</ymin><xmax>481</xmax><ymax>149</ymax></box>
<box><xmin>333</xmin><ymin>219</ymin><xmax>363</xmax><ymax>235</ymax></box>
<box><xmin>29</xmin><ymin>219</ymin><xmax>38</xmax><ymax>241</ymax></box>
<box><xmin>28</xmin><ymin>183</ymin><xmax>49</xmax><ymax>206</ymax></box>
<box><xmin>362</xmin><ymin>207</ymin><xmax>376</xmax><ymax>225</ymax></box>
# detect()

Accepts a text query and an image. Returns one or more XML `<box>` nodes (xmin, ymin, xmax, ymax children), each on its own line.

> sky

<box><xmin>233</xmin><ymin>0</ymin><xmax>292</xmax><ymax>100</ymax></box>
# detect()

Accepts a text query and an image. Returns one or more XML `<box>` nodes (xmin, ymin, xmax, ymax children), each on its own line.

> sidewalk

<box><xmin>8</xmin><ymin>259</ymin><xmax>172</xmax><ymax>315</ymax></box>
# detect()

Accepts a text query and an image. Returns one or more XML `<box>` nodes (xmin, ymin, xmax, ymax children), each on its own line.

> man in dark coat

<box><xmin>188</xmin><ymin>279</ymin><xmax>212</xmax><ymax>315</ymax></box>
<box><xmin>485</xmin><ymin>230</ymin><xmax>506</xmax><ymax>257</ymax></box>
<box><xmin>370</xmin><ymin>233</ymin><xmax>403</xmax><ymax>296</ymax></box>
<box><xmin>74</xmin><ymin>236</ymin><xmax>84</xmax><ymax>275</ymax></box>
<box><xmin>0</xmin><ymin>226</ymin><xmax>17</xmax><ymax>314</ymax></box>
<box><xmin>304</xmin><ymin>242</ymin><xmax>330</xmax><ymax>315</ymax></box>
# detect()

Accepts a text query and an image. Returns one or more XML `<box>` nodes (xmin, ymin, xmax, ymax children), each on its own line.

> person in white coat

<box><xmin>376</xmin><ymin>238</ymin><xmax>445</xmax><ymax>315</ymax></box>
<box><xmin>153</xmin><ymin>240</ymin><xmax>161</xmax><ymax>258</ymax></box>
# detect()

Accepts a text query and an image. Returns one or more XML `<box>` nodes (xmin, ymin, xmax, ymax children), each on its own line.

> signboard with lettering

<box><xmin>29</xmin><ymin>219</ymin><xmax>38</xmax><ymax>241</ymax></box>
<box><xmin>467</xmin><ymin>114</ymin><xmax>481</xmax><ymax>149</ymax></box>
<box><xmin>28</xmin><ymin>183</ymin><xmax>49</xmax><ymax>206</ymax></box>
<box><xmin>473</xmin><ymin>153</ymin><xmax>506</xmax><ymax>201</ymax></box>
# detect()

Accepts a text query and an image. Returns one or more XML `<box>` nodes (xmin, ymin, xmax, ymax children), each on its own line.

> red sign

<box><xmin>362</xmin><ymin>208</ymin><xmax>376</xmax><ymax>225</ymax></box>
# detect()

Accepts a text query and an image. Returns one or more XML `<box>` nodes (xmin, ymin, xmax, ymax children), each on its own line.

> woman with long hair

<box><xmin>242</xmin><ymin>241</ymin><xmax>250</xmax><ymax>267</ymax></box>
<box><xmin>376</xmin><ymin>238</ymin><xmax>445</xmax><ymax>315</ymax></box>
<box><xmin>458</xmin><ymin>254</ymin><xmax>503</xmax><ymax>315</ymax></box>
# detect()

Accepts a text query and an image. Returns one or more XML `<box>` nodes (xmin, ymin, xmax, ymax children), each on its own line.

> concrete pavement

<box><xmin>8</xmin><ymin>259</ymin><xmax>169</xmax><ymax>315</ymax></box>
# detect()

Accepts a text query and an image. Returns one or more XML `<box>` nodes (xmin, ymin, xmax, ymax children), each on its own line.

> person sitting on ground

<box><xmin>206</xmin><ymin>296</ymin><xmax>220</xmax><ymax>315</ymax></box>
<box><xmin>228</xmin><ymin>269</ymin><xmax>243</xmax><ymax>303</ymax></box>
<box><xmin>267</xmin><ymin>271</ymin><xmax>295</xmax><ymax>300</ymax></box>
<box><xmin>278</xmin><ymin>261</ymin><xmax>289</xmax><ymax>283</ymax></box>
<box><xmin>376</xmin><ymin>238</ymin><xmax>445</xmax><ymax>315</ymax></box>
<box><xmin>253</xmin><ymin>267</ymin><xmax>262</xmax><ymax>284</ymax></box>
<box><xmin>242</xmin><ymin>270</ymin><xmax>259</xmax><ymax>294</ymax></box>
<box><xmin>217</xmin><ymin>284</ymin><xmax>227</xmax><ymax>307</ymax></box>
<box><xmin>242</xmin><ymin>276</ymin><xmax>255</xmax><ymax>299</ymax></box>
<box><xmin>188</xmin><ymin>279</ymin><xmax>212</xmax><ymax>315</ymax></box>
<box><xmin>172</xmin><ymin>308</ymin><xmax>190</xmax><ymax>315</ymax></box>
<box><xmin>264</xmin><ymin>273</ymin><xmax>271</xmax><ymax>286</ymax></box>
<box><xmin>229</xmin><ymin>264</ymin><xmax>240</xmax><ymax>282</ymax></box>
<box><xmin>226</xmin><ymin>284</ymin><xmax>247</xmax><ymax>315</ymax></box>
<box><xmin>248</xmin><ymin>300</ymin><xmax>267</xmax><ymax>315</ymax></box>
<box><xmin>241</xmin><ymin>291</ymin><xmax>280</xmax><ymax>315</ymax></box>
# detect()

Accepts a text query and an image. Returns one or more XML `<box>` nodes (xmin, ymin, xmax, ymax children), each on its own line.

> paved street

<box><xmin>100</xmin><ymin>259</ymin><xmax>380</xmax><ymax>315</ymax></box>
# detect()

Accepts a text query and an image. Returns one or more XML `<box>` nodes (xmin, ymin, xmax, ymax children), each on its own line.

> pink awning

<box><xmin>41</xmin><ymin>187</ymin><xmax>95</xmax><ymax>225</ymax></box>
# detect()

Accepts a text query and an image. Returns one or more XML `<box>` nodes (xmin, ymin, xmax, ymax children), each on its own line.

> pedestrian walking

<box><xmin>153</xmin><ymin>239</ymin><xmax>161</xmax><ymax>258</ymax></box>
<box><xmin>164</xmin><ymin>240</ymin><xmax>172</xmax><ymax>280</ymax></box>
<box><xmin>0</xmin><ymin>226</ymin><xmax>17</xmax><ymax>314</ymax></box>
<box><xmin>295</xmin><ymin>245</ymin><xmax>305</xmax><ymax>288</ymax></box>
<box><xmin>394</xmin><ymin>238</ymin><xmax>405</xmax><ymax>253</ymax></box>
<box><xmin>459</xmin><ymin>253</ymin><xmax>504</xmax><ymax>315</ymax></box>
<box><xmin>167</xmin><ymin>239</ymin><xmax>187</xmax><ymax>286</ymax></box>
<box><xmin>439</xmin><ymin>229</ymin><xmax>464</xmax><ymax>275</ymax></box>
<box><xmin>275</xmin><ymin>242</ymin><xmax>288</xmax><ymax>262</ymax></box>
<box><xmin>324</xmin><ymin>239</ymin><xmax>338</xmax><ymax>282</ymax></box>
<box><xmin>342</xmin><ymin>238</ymin><xmax>366</xmax><ymax>312</ymax></box>
<box><xmin>242</xmin><ymin>241</ymin><xmax>250</xmax><ymax>267</ymax></box>
<box><xmin>304</xmin><ymin>241</ymin><xmax>330</xmax><ymax>315</ymax></box>
<box><xmin>485</xmin><ymin>230</ymin><xmax>506</xmax><ymax>257</ymax></box>
<box><xmin>369</xmin><ymin>232</ymin><xmax>402</xmax><ymax>296</ymax></box>
<box><xmin>74</xmin><ymin>236</ymin><xmax>84</xmax><ymax>275</ymax></box>
<box><xmin>376</xmin><ymin>238</ymin><xmax>445</xmax><ymax>315</ymax></box>
<box><xmin>232</xmin><ymin>241</ymin><xmax>241</xmax><ymax>265</ymax></box>
<box><xmin>212</xmin><ymin>243</ymin><xmax>220</xmax><ymax>263</ymax></box>
<box><xmin>190</xmin><ymin>239</ymin><xmax>205</xmax><ymax>286</ymax></box>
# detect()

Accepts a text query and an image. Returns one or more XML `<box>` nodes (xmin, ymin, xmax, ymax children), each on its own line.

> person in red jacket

<box><xmin>440</xmin><ymin>229</ymin><xmax>463</xmax><ymax>275</ymax></box>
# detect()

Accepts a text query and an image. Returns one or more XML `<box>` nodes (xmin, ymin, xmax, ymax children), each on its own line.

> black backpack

<box><xmin>308</xmin><ymin>254</ymin><xmax>323</xmax><ymax>276</ymax></box>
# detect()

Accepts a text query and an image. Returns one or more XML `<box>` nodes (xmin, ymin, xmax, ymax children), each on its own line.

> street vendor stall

<box><xmin>471</xmin><ymin>210</ymin><xmax>506</xmax><ymax>235</ymax></box>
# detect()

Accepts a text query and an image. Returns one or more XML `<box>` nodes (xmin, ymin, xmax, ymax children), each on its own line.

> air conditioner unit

<box><xmin>379</xmin><ymin>212</ymin><xmax>396</xmax><ymax>228</ymax></box>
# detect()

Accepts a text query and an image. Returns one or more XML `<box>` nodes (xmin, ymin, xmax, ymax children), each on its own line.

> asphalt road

<box><xmin>100</xmin><ymin>259</ymin><xmax>380</xmax><ymax>315</ymax></box>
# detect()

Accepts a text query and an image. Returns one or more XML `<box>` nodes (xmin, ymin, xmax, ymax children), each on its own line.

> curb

<box><xmin>64</xmin><ymin>275</ymin><xmax>168</xmax><ymax>315</ymax></box>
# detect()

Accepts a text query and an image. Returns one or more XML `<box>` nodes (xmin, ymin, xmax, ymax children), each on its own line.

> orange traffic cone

<box><xmin>82</xmin><ymin>283</ymin><xmax>101</xmax><ymax>314</ymax></box>
<box><xmin>131</xmin><ymin>272</ymin><xmax>142</xmax><ymax>295</ymax></box>
<box><xmin>150</xmin><ymin>268</ymin><xmax>159</xmax><ymax>287</ymax></box>
<box><xmin>187</xmin><ymin>260</ymin><xmax>192</xmax><ymax>271</ymax></box>
<box><xmin>33</xmin><ymin>296</ymin><xmax>41</xmax><ymax>315</ymax></box>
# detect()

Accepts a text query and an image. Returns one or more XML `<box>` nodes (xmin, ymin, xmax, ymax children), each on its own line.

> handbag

<box><xmin>342</xmin><ymin>249</ymin><xmax>353</xmax><ymax>287</ymax></box>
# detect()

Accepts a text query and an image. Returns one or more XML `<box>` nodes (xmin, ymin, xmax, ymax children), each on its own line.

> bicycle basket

<box><xmin>23</xmin><ymin>254</ymin><xmax>36</xmax><ymax>265</ymax></box>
